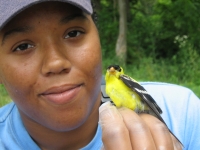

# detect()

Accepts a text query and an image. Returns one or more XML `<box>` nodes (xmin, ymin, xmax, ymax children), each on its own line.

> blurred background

<box><xmin>0</xmin><ymin>0</ymin><xmax>200</xmax><ymax>107</ymax></box>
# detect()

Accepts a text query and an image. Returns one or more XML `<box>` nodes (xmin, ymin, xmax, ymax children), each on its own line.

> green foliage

<box><xmin>155</xmin><ymin>0</ymin><xmax>200</xmax><ymax>57</ymax></box>
<box><xmin>172</xmin><ymin>38</ymin><xmax>200</xmax><ymax>84</ymax></box>
<box><xmin>97</xmin><ymin>1</ymin><xmax>119</xmax><ymax>60</ymax></box>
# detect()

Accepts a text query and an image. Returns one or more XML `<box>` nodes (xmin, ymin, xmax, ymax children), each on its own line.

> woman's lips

<box><xmin>40</xmin><ymin>84</ymin><xmax>83</xmax><ymax>105</ymax></box>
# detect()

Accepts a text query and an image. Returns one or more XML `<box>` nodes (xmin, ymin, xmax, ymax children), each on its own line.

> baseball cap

<box><xmin>0</xmin><ymin>0</ymin><xmax>93</xmax><ymax>30</ymax></box>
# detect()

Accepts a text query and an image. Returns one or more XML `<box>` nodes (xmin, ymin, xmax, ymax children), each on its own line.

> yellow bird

<box><xmin>105</xmin><ymin>64</ymin><xmax>183</xmax><ymax>146</ymax></box>
<box><xmin>105</xmin><ymin>65</ymin><xmax>162</xmax><ymax>115</ymax></box>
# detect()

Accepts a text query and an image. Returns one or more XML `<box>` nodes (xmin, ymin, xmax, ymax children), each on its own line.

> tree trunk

<box><xmin>116</xmin><ymin>0</ymin><xmax>127</xmax><ymax>65</ymax></box>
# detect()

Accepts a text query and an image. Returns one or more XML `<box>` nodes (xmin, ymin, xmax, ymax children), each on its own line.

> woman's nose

<box><xmin>41</xmin><ymin>44</ymin><xmax>71</xmax><ymax>76</ymax></box>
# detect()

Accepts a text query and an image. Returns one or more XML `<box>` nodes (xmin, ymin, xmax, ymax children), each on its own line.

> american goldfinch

<box><xmin>105</xmin><ymin>64</ymin><xmax>183</xmax><ymax>146</ymax></box>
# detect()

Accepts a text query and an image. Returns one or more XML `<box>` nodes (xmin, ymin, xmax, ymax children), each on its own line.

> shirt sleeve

<box><xmin>141</xmin><ymin>82</ymin><xmax>200</xmax><ymax>150</ymax></box>
<box><xmin>182</xmin><ymin>89</ymin><xmax>200</xmax><ymax>150</ymax></box>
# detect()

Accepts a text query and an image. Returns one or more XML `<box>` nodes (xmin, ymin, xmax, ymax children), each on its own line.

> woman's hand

<box><xmin>99</xmin><ymin>102</ymin><xmax>182</xmax><ymax>150</ymax></box>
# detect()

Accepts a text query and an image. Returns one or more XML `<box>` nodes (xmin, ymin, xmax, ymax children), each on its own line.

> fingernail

<box><xmin>99</xmin><ymin>101</ymin><xmax>112</xmax><ymax>113</ymax></box>
<box><xmin>99</xmin><ymin>101</ymin><xmax>122</xmax><ymax>125</ymax></box>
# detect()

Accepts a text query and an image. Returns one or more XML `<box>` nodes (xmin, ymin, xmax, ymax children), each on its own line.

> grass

<box><xmin>0</xmin><ymin>85</ymin><xmax>12</xmax><ymax>107</ymax></box>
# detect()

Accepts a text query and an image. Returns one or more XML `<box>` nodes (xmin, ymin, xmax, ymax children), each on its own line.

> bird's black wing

<box><xmin>120</xmin><ymin>74</ymin><xmax>162</xmax><ymax>113</ymax></box>
<box><xmin>120</xmin><ymin>74</ymin><xmax>166</xmax><ymax>123</ymax></box>
<box><xmin>120</xmin><ymin>74</ymin><xmax>184</xmax><ymax>146</ymax></box>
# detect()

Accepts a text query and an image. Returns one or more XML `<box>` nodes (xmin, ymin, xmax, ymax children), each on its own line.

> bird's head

<box><xmin>105</xmin><ymin>65</ymin><xmax>124</xmax><ymax>79</ymax></box>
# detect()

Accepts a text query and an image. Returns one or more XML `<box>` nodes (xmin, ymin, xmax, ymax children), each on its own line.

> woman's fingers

<box><xmin>119</xmin><ymin>108</ymin><xmax>156</xmax><ymax>150</ymax></box>
<box><xmin>170</xmin><ymin>134</ymin><xmax>183</xmax><ymax>150</ymax></box>
<box><xmin>99</xmin><ymin>102</ymin><xmax>132</xmax><ymax>150</ymax></box>
<box><xmin>140</xmin><ymin>114</ymin><xmax>174</xmax><ymax>150</ymax></box>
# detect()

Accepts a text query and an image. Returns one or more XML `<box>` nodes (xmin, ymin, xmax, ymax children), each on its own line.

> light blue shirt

<box><xmin>141</xmin><ymin>82</ymin><xmax>200</xmax><ymax>150</ymax></box>
<box><xmin>0</xmin><ymin>82</ymin><xmax>200</xmax><ymax>150</ymax></box>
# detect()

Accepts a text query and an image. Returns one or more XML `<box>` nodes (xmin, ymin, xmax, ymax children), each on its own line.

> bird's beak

<box><xmin>109</xmin><ymin>67</ymin><xmax>116</xmax><ymax>74</ymax></box>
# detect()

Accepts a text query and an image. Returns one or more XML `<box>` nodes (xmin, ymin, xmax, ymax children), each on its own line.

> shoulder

<box><xmin>0</xmin><ymin>102</ymin><xmax>15</xmax><ymax>123</ymax></box>
<box><xmin>0</xmin><ymin>102</ymin><xmax>16</xmax><ymax>148</ymax></box>
<box><xmin>140</xmin><ymin>82</ymin><xmax>200</xmax><ymax>148</ymax></box>
<box><xmin>140</xmin><ymin>81</ymin><xmax>199</xmax><ymax>104</ymax></box>
<box><xmin>139</xmin><ymin>81</ymin><xmax>200</xmax><ymax>119</ymax></box>
<box><xmin>140</xmin><ymin>81</ymin><xmax>193</xmax><ymax>94</ymax></box>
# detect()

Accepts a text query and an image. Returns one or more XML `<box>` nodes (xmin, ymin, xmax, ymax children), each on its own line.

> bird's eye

<box><xmin>114</xmin><ymin>65</ymin><xmax>121</xmax><ymax>71</ymax></box>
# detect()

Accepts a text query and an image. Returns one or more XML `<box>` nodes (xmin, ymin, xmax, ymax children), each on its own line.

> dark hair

<box><xmin>91</xmin><ymin>2</ymin><xmax>98</xmax><ymax>25</ymax></box>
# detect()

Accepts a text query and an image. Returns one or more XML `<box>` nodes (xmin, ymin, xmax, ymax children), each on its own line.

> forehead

<box><xmin>1</xmin><ymin>2</ymin><xmax>83</xmax><ymax>32</ymax></box>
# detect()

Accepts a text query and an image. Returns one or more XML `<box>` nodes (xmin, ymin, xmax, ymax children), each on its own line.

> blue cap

<box><xmin>0</xmin><ymin>0</ymin><xmax>93</xmax><ymax>30</ymax></box>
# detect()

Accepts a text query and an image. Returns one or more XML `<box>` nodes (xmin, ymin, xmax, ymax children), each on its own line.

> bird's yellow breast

<box><xmin>105</xmin><ymin>75</ymin><xmax>144</xmax><ymax>111</ymax></box>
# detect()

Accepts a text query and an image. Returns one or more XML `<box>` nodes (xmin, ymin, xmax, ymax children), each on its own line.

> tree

<box><xmin>115</xmin><ymin>0</ymin><xmax>128</xmax><ymax>65</ymax></box>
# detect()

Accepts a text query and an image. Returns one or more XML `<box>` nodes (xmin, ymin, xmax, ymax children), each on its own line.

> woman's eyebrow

<box><xmin>1</xmin><ymin>26</ymin><xmax>33</xmax><ymax>45</ymax></box>
<box><xmin>60</xmin><ymin>13</ymin><xmax>89</xmax><ymax>24</ymax></box>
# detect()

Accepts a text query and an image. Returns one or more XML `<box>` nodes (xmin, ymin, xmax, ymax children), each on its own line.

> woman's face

<box><xmin>0</xmin><ymin>2</ymin><xmax>102</xmax><ymax>131</ymax></box>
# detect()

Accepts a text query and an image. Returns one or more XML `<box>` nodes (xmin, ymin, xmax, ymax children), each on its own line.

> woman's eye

<box><xmin>65</xmin><ymin>30</ymin><xmax>83</xmax><ymax>39</ymax></box>
<box><xmin>14</xmin><ymin>43</ymin><xmax>34</xmax><ymax>52</ymax></box>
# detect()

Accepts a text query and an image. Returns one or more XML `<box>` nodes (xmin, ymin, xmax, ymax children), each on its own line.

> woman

<box><xmin>0</xmin><ymin>0</ymin><xmax>198</xmax><ymax>149</ymax></box>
